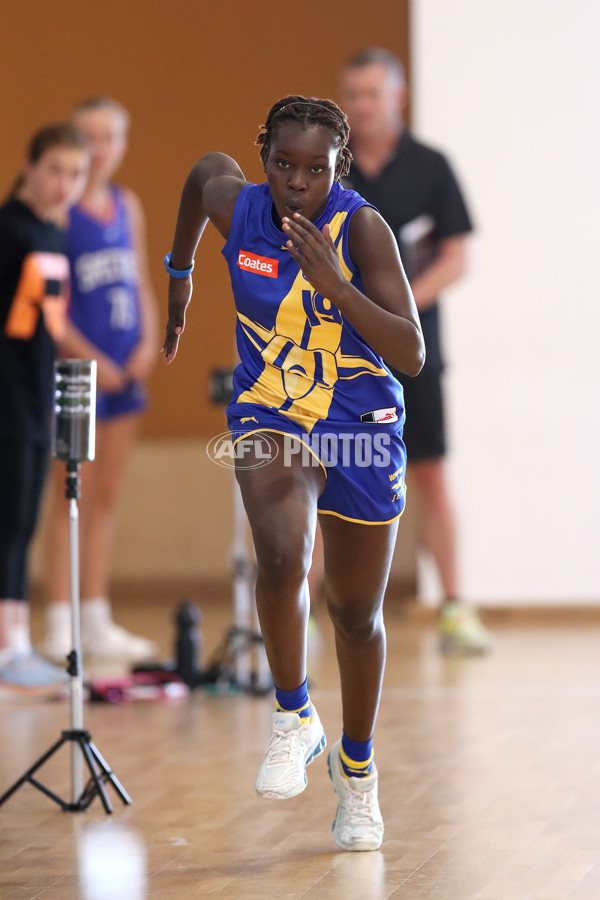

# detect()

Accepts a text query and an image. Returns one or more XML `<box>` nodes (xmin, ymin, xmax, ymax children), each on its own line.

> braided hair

<box><xmin>256</xmin><ymin>95</ymin><xmax>352</xmax><ymax>180</ymax></box>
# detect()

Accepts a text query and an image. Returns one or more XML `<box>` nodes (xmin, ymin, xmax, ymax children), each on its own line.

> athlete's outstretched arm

<box><xmin>282</xmin><ymin>207</ymin><xmax>425</xmax><ymax>376</ymax></box>
<box><xmin>163</xmin><ymin>153</ymin><xmax>246</xmax><ymax>363</ymax></box>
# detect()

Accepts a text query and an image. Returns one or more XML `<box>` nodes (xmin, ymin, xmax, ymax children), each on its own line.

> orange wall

<box><xmin>0</xmin><ymin>0</ymin><xmax>409</xmax><ymax>438</ymax></box>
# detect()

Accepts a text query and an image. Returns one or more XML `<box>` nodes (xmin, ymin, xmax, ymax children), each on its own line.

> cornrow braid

<box><xmin>256</xmin><ymin>95</ymin><xmax>352</xmax><ymax>180</ymax></box>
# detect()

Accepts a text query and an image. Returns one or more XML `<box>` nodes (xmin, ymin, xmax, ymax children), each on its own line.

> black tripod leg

<box><xmin>88</xmin><ymin>742</ymin><xmax>132</xmax><ymax>805</ymax></box>
<box><xmin>28</xmin><ymin>775</ymin><xmax>76</xmax><ymax>810</ymax></box>
<box><xmin>0</xmin><ymin>735</ymin><xmax>68</xmax><ymax>809</ymax></box>
<box><xmin>77</xmin><ymin>738</ymin><xmax>113</xmax><ymax>814</ymax></box>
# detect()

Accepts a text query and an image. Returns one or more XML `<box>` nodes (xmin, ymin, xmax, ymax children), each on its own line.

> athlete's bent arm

<box><xmin>163</xmin><ymin>153</ymin><xmax>246</xmax><ymax>363</ymax></box>
<box><xmin>282</xmin><ymin>206</ymin><xmax>425</xmax><ymax>376</ymax></box>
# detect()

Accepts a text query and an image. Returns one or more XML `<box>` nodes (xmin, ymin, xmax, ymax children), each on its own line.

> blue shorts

<box><xmin>227</xmin><ymin>403</ymin><xmax>406</xmax><ymax>525</ymax></box>
<box><xmin>96</xmin><ymin>381</ymin><xmax>147</xmax><ymax>421</ymax></box>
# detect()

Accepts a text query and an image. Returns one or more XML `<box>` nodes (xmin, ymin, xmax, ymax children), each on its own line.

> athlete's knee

<box><xmin>326</xmin><ymin>592</ymin><xmax>384</xmax><ymax>643</ymax></box>
<box><xmin>254</xmin><ymin>531</ymin><xmax>312</xmax><ymax>593</ymax></box>
<box><xmin>256</xmin><ymin>550</ymin><xmax>310</xmax><ymax>594</ymax></box>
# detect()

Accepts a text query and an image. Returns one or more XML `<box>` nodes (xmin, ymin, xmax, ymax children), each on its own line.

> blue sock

<box><xmin>275</xmin><ymin>678</ymin><xmax>310</xmax><ymax>723</ymax></box>
<box><xmin>340</xmin><ymin>732</ymin><xmax>374</xmax><ymax>778</ymax></box>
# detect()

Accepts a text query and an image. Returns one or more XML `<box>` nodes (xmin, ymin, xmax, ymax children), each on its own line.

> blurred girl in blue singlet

<box><xmin>41</xmin><ymin>98</ymin><xmax>158</xmax><ymax>663</ymax></box>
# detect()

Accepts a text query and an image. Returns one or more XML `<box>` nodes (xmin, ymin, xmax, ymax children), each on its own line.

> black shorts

<box><xmin>391</xmin><ymin>367</ymin><xmax>446</xmax><ymax>461</ymax></box>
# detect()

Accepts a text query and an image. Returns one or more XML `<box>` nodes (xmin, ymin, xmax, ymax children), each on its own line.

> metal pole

<box><xmin>68</xmin><ymin>479</ymin><xmax>84</xmax><ymax>803</ymax></box>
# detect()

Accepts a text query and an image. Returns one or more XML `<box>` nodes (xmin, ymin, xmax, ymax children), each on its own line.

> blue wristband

<box><xmin>164</xmin><ymin>252</ymin><xmax>194</xmax><ymax>278</ymax></box>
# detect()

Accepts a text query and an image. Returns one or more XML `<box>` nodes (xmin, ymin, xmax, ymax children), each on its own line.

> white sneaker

<box><xmin>83</xmin><ymin>622</ymin><xmax>157</xmax><ymax>662</ymax></box>
<box><xmin>81</xmin><ymin>598</ymin><xmax>156</xmax><ymax>662</ymax></box>
<box><xmin>328</xmin><ymin>739</ymin><xmax>384</xmax><ymax>851</ymax></box>
<box><xmin>255</xmin><ymin>701</ymin><xmax>326</xmax><ymax>799</ymax></box>
<box><xmin>38</xmin><ymin>634</ymin><xmax>70</xmax><ymax>665</ymax></box>
<box><xmin>40</xmin><ymin>600</ymin><xmax>157</xmax><ymax>664</ymax></box>
<box><xmin>38</xmin><ymin>602</ymin><xmax>70</xmax><ymax>663</ymax></box>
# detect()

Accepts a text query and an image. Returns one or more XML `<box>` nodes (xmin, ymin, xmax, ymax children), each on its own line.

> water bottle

<box><xmin>175</xmin><ymin>603</ymin><xmax>203</xmax><ymax>687</ymax></box>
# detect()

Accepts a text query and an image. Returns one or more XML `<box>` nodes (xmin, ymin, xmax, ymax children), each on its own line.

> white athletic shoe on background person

<box><xmin>40</xmin><ymin>598</ymin><xmax>156</xmax><ymax>663</ymax></box>
<box><xmin>328</xmin><ymin>739</ymin><xmax>384</xmax><ymax>851</ymax></box>
<box><xmin>255</xmin><ymin>702</ymin><xmax>326</xmax><ymax>799</ymax></box>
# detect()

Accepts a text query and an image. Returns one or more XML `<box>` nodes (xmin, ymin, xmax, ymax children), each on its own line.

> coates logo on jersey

<box><xmin>237</xmin><ymin>250</ymin><xmax>278</xmax><ymax>278</ymax></box>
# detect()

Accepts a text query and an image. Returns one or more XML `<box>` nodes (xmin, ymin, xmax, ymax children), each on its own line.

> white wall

<box><xmin>412</xmin><ymin>1</ymin><xmax>600</xmax><ymax>602</ymax></box>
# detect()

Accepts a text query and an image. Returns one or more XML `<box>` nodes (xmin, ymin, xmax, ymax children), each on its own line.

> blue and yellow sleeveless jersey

<box><xmin>222</xmin><ymin>181</ymin><xmax>405</xmax><ymax>434</ymax></box>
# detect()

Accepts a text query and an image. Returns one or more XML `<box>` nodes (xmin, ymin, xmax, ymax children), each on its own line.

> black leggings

<box><xmin>0</xmin><ymin>441</ymin><xmax>49</xmax><ymax>600</ymax></box>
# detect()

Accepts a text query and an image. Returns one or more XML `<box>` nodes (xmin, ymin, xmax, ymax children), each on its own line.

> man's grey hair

<box><xmin>343</xmin><ymin>48</ymin><xmax>406</xmax><ymax>86</ymax></box>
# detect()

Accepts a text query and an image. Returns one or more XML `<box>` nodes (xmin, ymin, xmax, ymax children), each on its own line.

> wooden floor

<box><xmin>1</xmin><ymin>591</ymin><xmax>600</xmax><ymax>899</ymax></box>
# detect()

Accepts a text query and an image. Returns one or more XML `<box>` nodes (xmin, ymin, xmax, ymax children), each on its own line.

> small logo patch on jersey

<box><xmin>360</xmin><ymin>407</ymin><xmax>398</xmax><ymax>424</ymax></box>
<box><xmin>238</xmin><ymin>250</ymin><xmax>278</xmax><ymax>278</ymax></box>
<box><xmin>240</xmin><ymin>416</ymin><xmax>258</xmax><ymax>424</ymax></box>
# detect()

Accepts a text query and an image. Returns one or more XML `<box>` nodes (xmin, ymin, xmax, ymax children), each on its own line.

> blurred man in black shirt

<box><xmin>340</xmin><ymin>48</ymin><xmax>491</xmax><ymax>655</ymax></box>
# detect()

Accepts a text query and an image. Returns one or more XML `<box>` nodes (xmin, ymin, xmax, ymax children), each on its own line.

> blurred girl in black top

<box><xmin>0</xmin><ymin>123</ymin><xmax>89</xmax><ymax>691</ymax></box>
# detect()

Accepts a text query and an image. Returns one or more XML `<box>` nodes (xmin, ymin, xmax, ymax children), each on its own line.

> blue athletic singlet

<box><xmin>67</xmin><ymin>185</ymin><xmax>146</xmax><ymax>419</ymax></box>
<box><xmin>223</xmin><ymin>181</ymin><xmax>407</xmax><ymax>525</ymax></box>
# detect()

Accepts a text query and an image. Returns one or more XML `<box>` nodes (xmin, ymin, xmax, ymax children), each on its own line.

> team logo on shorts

<box><xmin>237</xmin><ymin>250</ymin><xmax>278</xmax><ymax>278</ymax></box>
<box><xmin>206</xmin><ymin>430</ymin><xmax>279</xmax><ymax>469</ymax></box>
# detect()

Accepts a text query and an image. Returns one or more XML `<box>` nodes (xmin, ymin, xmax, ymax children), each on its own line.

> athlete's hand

<box><xmin>282</xmin><ymin>213</ymin><xmax>346</xmax><ymax>301</ymax></box>
<box><xmin>163</xmin><ymin>276</ymin><xmax>192</xmax><ymax>364</ymax></box>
